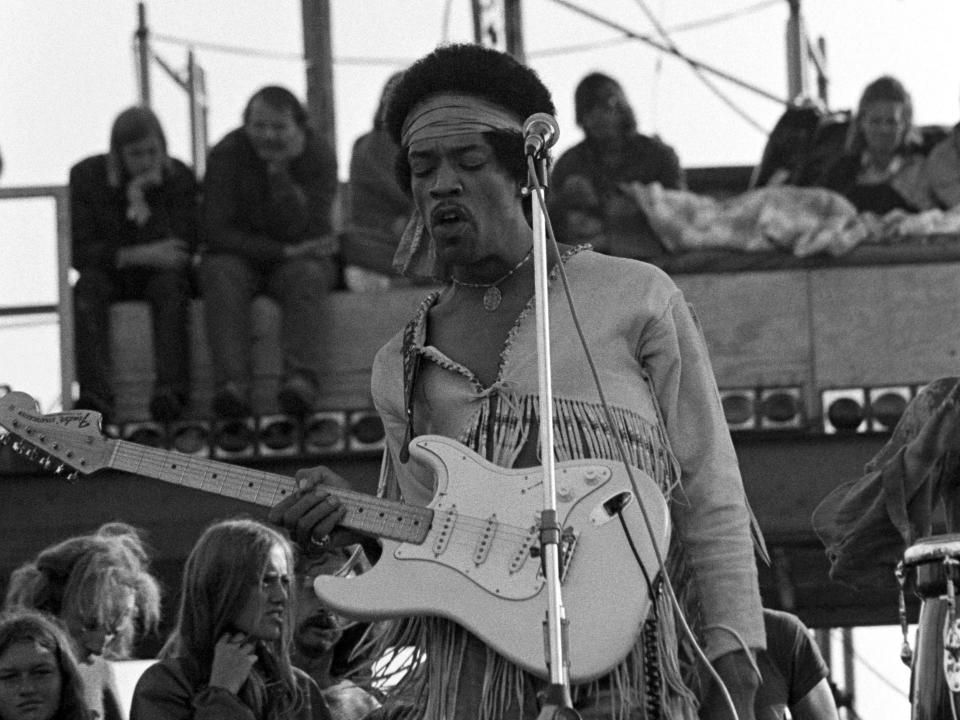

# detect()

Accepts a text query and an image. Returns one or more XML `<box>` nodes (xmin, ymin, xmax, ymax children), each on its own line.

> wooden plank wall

<box><xmin>676</xmin><ymin>261</ymin><xmax>960</xmax><ymax>425</ymax></box>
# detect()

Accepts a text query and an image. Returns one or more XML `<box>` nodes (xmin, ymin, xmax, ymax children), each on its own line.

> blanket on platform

<box><xmin>629</xmin><ymin>183</ymin><xmax>960</xmax><ymax>257</ymax></box>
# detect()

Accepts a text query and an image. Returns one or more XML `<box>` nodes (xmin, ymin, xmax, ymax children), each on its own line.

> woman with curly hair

<box><xmin>130</xmin><ymin>519</ymin><xmax>330</xmax><ymax>720</ymax></box>
<box><xmin>4</xmin><ymin>523</ymin><xmax>159</xmax><ymax>720</ymax></box>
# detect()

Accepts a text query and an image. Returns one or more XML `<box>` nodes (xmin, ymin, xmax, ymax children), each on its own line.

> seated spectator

<box><xmin>754</xmin><ymin>609</ymin><xmax>838</xmax><ymax>720</ymax></box>
<box><xmin>70</xmin><ymin>106</ymin><xmax>199</xmax><ymax>423</ymax></box>
<box><xmin>4</xmin><ymin>523</ymin><xmax>162</xmax><ymax>720</ymax></box>
<box><xmin>549</xmin><ymin>71</ymin><xmax>685</xmax><ymax>262</ymax></box>
<box><xmin>0</xmin><ymin>609</ymin><xmax>90</xmax><ymax>720</ymax></box>
<box><xmin>816</xmin><ymin>76</ymin><xmax>933</xmax><ymax>215</ymax></box>
<box><xmin>341</xmin><ymin>72</ymin><xmax>414</xmax><ymax>291</ymax></box>
<box><xmin>752</xmin><ymin>100</ymin><xmax>828</xmax><ymax>188</ymax></box>
<box><xmin>921</xmin><ymin>94</ymin><xmax>960</xmax><ymax>209</ymax></box>
<box><xmin>292</xmin><ymin>546</ymin><xmax>381</xmax><ymax>720</ymax></box>
<box><xmin>130</xmin><ymin>518</ymin><xmax>331</xmax><ymax>720</ymax></box>
<box><xmin>199</xmin><ymin>86</ymin><xmax>339</xmax><ymax>420</ymax></box>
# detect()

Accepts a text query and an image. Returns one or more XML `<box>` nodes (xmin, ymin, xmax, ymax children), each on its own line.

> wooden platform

<box><xmin>108</xmin><ymin>258</ymin><xmax>960</xmax><ymax>433</ymax></box>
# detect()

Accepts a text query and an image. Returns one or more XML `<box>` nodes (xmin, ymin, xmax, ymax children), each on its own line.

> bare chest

<box><xmin>428</xmin><ymin>292</ymin><xmax>530</xmax><ymax>387</ymax></box>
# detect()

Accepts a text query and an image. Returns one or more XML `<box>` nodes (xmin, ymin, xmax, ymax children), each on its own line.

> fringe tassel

<box><xmin>457</xmin><ymin>394</ymin><xmax>681</xmax><ymax>499</ymax></box>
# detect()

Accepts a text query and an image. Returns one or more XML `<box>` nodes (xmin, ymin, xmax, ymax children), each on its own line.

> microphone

<box><xmin>523</xmin><ymin>113</ymin><xmax>559</xmax><ymax>156</ymax></box>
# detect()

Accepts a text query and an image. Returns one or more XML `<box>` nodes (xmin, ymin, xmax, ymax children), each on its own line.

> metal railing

<box><xmin>0</xmin><ymin>185</ymin><xmax>73</xmax><ymax>409</ymax></box>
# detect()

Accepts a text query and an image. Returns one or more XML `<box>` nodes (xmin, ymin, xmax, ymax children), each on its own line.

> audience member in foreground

<box><xmin>292</xmin><ymin>546</ymin><xmax>380</xmax><ymax>720</ymax></box>
<box><xmin>0</xmin><ymin>609</ymin><xmax>91</xmax><ymax>720</ymax></box>
<box><xmin>130</xmin><ymin>518</ymin><xmax>331</xmax><ymax>720</ymax></box>
<box><xmin>4</xmin><ymin>523</ymin><xmax>161</xmax><ymax>720</ymax></box>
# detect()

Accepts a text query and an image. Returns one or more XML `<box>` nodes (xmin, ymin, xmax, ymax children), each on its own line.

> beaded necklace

<box><xmin>449</xmin><ymin>248</ymin><xmax>533</xmax><ymax>311</ymax></box>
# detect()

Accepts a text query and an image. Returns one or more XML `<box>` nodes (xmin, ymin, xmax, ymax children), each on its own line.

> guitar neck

<box><xmin>110</xmin><ymin>440</ymin><xmax>431</xmax><ymax>544</ymax></box>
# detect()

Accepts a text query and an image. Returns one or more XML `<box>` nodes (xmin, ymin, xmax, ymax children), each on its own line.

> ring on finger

<box><xmin>308</xmin><ymin>534</ymin><xmax>331</xmax><ymax>553</ymax></box>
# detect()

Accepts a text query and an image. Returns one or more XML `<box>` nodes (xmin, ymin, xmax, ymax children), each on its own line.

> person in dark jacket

<box><xmin>199</xmin><ymin>86</ymin><xmax>339</xmax><ymax>419</ymax></box>
<box><xmin>70</xmin><ymin>106</ymin><xmax>199</xmax><ymax>423</ymax></box>
<box><xmin>549</xmin><ymin>72</ymin><xmax>685</xmax><ymax>263</ymax></box>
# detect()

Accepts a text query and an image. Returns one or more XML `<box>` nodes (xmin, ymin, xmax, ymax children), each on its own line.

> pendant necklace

<box><xmin>450</xmin><ymin>248</ymin><xmax>533</xmax><ymax>312</ymax></box>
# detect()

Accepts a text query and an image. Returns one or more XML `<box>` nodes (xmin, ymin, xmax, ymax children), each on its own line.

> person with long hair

<box><xmin>4</xmin><ymin>523</ymin><xmax>160</xmax><ymax>720</ymax></box>
<box><xmin>130</xmin><ymin>519</ymin><xmax>330</xmax><ymax>720</ymax></box>
<box><xmin>817</xmin><ymin>75</ymin><xmax>933</xmax><ymax>215</ymax></box>
<box><xmin>70</xmin><ymin>105</ymin><xmax>199</xmax><ymax>424</ymax></box>
<box><xmin>0</xmin><ymin>609</ymin><xmax>91</xmax><ymax>720</ymax></box>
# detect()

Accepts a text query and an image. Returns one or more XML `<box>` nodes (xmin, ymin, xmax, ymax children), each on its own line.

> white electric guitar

<box><xmin>0</xmin><ymin>391</ymin><xmax>671</xmax><ymax>683</ymax></box>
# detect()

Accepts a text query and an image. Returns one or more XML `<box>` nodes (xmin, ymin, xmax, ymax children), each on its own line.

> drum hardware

<box><xmin>897</xmin><ymin>560</ymin><xmax>914</xmax><ymax>667</ymax></box>
<box><xmin>944</xmin><ymin>558</ymin><xmax>960</xmax><ymax>693</ymax></box>
<box><xmin>901</xmin><ymin>536</ymin><xmax>960</xmax><ymax>719</ymax></box>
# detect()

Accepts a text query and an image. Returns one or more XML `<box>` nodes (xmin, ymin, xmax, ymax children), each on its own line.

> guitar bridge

<box><xmin>559</xmin><ymin>528</ymin><xmax>578</xmax><ymax>582</ymax></box>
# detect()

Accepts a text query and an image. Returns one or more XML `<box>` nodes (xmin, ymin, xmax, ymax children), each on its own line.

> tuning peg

<box><xmin>39</xmin><ymin>456</ymin><xmax>54</xmax><ymax>470</ymax></box>
<box><xmin>66</xmin><ymin>472</ymin><xmax>79</xmax><ymax>483</ymax></box>
<box><xmin>54</xmin><ymin>464</ymin><xmax>66</xmax><ymax>475</ymax></box>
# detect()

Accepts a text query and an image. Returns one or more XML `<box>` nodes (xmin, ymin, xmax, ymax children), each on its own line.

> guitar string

<box><xmin>50</xmin><ymin>436</ymin><xmax>571</xmax><ymax>545</ymax></box>
<box><xmin>112</xmin><ymin>442</ymin><xmax>541</xmax><ymax>542</ymax></box>
<box><xmin>113</xmin><ymin>443</ymin><xmax>431</xmax><ymax>523</ymax></box>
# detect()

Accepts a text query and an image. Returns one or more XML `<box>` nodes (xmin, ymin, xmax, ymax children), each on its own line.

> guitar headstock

<box><xmin>0</xmin><ymin>392</ymin><xmax>115</xmax><ymax>478</ymax></box>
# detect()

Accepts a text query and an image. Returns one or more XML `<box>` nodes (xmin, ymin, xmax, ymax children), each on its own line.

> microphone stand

<box><xmin>527</xmin><ymin>153</ymin><xmax>581</xmax><ymax>720</ymax></box>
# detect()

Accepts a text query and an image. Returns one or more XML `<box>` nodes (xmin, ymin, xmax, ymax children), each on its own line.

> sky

<box><xmin>1</xmin><ymin>2</ymin><xmax>958</xmax><ymax>716</ymax></box>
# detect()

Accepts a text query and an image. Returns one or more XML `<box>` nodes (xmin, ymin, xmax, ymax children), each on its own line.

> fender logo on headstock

<box><xmin>14</xmin><ymin>409</ymin><xmax>96</xmax><ymax>429</ymax></box>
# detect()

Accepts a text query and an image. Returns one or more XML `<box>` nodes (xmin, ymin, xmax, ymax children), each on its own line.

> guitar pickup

<box><xmin>472</xmin><ymin>514</ymin><xmax>499</xmax><ymax>566</ymax></box>
<box><xmin>509</xmin><ymin>525</ymin><xmax>539</xmax><ymax>574</ymax></box>
<box><xmin>432</xmin><ymin>505</ymin><xmax>458</xmax><ymax>557</ymax></box>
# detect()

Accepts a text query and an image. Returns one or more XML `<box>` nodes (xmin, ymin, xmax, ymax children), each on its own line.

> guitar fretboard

<box><xmin>111</xmin><ymin>441</ymin><xmax>432</xmax><ymax>544</ymax></box>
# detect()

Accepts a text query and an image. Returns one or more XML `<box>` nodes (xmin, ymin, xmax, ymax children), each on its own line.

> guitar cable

<box><xmin>618</xmin><ymin>509</ymin><xmax>663</xmax><ymax>720</ymax></box>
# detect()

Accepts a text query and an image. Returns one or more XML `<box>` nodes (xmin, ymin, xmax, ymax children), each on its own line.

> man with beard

<box><xmin>293</xmin><ymin>546</ymin><xmax>381</xmax><ymax>720</ymax></box>
<box><xmin>199</xmin><ymin>85</ymin><xmax>339</xmax><ymax>420</ymax></box>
